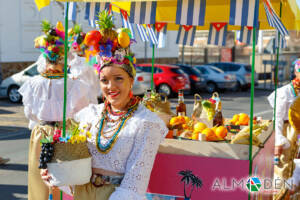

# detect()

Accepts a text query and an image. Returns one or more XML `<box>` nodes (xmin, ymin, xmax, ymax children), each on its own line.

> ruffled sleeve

<box><xmin>74</xmin><ymin>104</ymin><xmax>102</xmax><ymax>126</ymax></box>
<box><xmin>287</xmin><ymin>159</ymin><xmax>300</xmax><ymax>188</ymax></box>
<box><xmin>109</xmin><ymin>114</ymin><xmax>168</xmax><ymax>200</ymax></box>
<box><xmin>267</xmin><ymin>86</ymin><xmax>291</xmax><ymax>148</ymax></box>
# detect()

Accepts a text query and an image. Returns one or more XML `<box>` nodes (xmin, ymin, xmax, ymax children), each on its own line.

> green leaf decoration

<box><xmin>41</xmin><ymin>20</ymin><xmax>52</xmax><ymax>33</ymax></box>
<box><xmin>96</xmin><ymin>10</ymin><xmax>114</xmax><ymax>30</ymax></box>
<box><xmin>73</xmin><ymin>24</ymin><xmax>82</xmax><ymax>34</ymax></box>
<box><xmin>202</xmin><ymin>100</ymin><xmax>212</xmax><ymax>109</ymax></box>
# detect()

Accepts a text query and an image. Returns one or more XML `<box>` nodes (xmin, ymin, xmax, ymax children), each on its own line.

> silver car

<box><xmin>195</xmin><ymin>65</ymin><xmax>237</xmax><ymax>93</ymax></box>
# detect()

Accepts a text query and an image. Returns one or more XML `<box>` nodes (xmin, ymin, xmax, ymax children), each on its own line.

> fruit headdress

<box><xmin>68</xmin><ymin>24</ymin><xmax>86</xmax><ymax>57</ymax></box>
<box><xmin>84</xmin><ymin>10</ymin><xmax>136</xmax><ymax>78</ymax></box>
<box><xmin>34</xmin><ymin>21</ymin><xmax>65</xmax><ymax>64</ymax></box>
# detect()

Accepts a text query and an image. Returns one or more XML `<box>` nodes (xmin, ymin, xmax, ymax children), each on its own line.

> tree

<box><xmin>178</xmin><ymin>170</ymin><xmax>202</xmax><ymax>200</ymax></box>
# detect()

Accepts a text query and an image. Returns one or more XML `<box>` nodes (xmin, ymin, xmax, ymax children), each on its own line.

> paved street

<box><xmin>0</xmin><ymin>89</ymin><xmax>273</xmax><ymax>200</ymax></box>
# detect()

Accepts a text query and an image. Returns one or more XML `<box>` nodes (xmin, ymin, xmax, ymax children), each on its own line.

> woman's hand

<box><xmin>40</xmin><ymin>169</ymin><xmax>52</xmax><ymax>187</ymax></box>
<box><xmin>275</xmin><ymin>145</ymin><xmax>284</xmax><ymax>156</ymax></box>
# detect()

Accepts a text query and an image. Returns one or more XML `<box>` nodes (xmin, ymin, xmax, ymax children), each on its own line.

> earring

<box><xmin>129</xmin><ymin>91</ymin><xmax>133</xmax><ymax>98</ymax></box>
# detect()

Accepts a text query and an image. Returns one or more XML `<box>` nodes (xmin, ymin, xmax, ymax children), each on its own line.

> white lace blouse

<box><xmin>19</xmin><ymin>76</ymin><xmax>97</xmax><ymax>129</ymax></box>
<box><xmin>74</xmin><ymin>103</ymin><xmax>168</xmax><ymax>200</ymax></box>
<box><xmin>268</xmin><ymin>83</ymin><xmax>297</xmax><ymax>147</ymax></box>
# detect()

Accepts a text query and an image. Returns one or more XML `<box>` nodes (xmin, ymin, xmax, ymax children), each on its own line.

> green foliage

<box><xmin>73</xmin><ymin>24</ymin><xmax>82</xmax><ymax>35</ymax></box>
<box><xmin>41</xmin><ymin>20</ymin><xmax>52</xmax><ymax>33</ymax></box>
<box><xmin>202</xmin><ymin>100</ymin><xmax>212</xmax><ymax>109</ymax></box>
<box><xmin>96</xmin><ymin>10</ymin><xmax>114</xmax><ymax>30</ymax></box>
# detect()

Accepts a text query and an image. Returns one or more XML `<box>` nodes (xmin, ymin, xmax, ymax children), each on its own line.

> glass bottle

<box><xmin>213</xmin><ymin>102</ymin><xmax>224</xmax><ymax>126</ymax></box>
<box><xmin>176</xmin><ymin>89</ymin><xmax>186</xmax><ymax>116</ymax></box>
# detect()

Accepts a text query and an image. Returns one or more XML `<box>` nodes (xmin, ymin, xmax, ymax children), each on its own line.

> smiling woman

<box><xmin>40</xmin><ymin>11</ymin><xmax>168</xmax><ymax>200</ymax></box>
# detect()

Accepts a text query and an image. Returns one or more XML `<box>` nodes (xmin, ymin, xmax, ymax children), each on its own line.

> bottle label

<box><xmin>178</xmin><ymin>112</ymin><xmax>185</xmax><ymax>116</ymax></box>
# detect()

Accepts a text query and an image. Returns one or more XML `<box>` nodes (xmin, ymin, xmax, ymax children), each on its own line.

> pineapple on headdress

<box><xmin>96</xmin><ymin>10</ymin><xmax>118</xmax><ymax>44</ymax></box>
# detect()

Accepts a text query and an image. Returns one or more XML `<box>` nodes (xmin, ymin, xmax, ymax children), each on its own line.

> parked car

<box><xmin>136</xmin><ymin>64</ymin><xmax>190</xmax><ymax>97</ymax></box>
<box><xmin>175</xmin><ymin>64</ymin><xmax>206</xmax><ymax>92</ymax></box>
<box><xmin>0</xmin><ymin>62</ymin><xmax>152</xmax><ymax>103</ymax></box>
<box><xmin>0</xmin><ymin>62</ymin><xmax>39</xmax><ymax>103</ymax></box>
<box><xmin>207</xmin><ymin>62</ymin><xmax>258</xmax><ymax>91</ymax></box>
<box><xmin>195</xmin><ymin>65</ymin><xmax>237</xmax><ymax>93</ymax></box>
<box><xmin>132</xmin><ymin>69</ymin><xmax>152</xmax><ymax>96</ymax></box>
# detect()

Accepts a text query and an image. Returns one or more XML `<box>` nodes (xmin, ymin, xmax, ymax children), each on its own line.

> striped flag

<box><xmin>65</xmin><ymin>2</ymin><xmax>77</xmax><ymax>21</ymax></box>
<box><xmin>88</xmin><ymin>20</ymin><xmax>97</xmax><ymax>28</ymax></box>
<box><xmin>130</xmin><ymin>2</ymin><xmax>157</xmax><ymax>24</ymax></box>
<box><xmin>85</xmin><ymin>2</ymin><xmax>110</xmax><ymax>26</ymax></box>
<box><xmin>229</xmin><ymin>0</ymin><xmax>259</xmax><ymax>27</ymax></box>
<box><xmin>176</xmin><ymin>25</ymin><xmax>196</xmax><ymax>46</ymax></box>
<box><xmin>120</xmin><ymin>9</ymin><xmax>135</xmax><ymax>40</ymax></box>
<box><xmin>146</xmin><ymin>25</ymin><xmax>158</xmax><ymax>46</ymax></box>
<box><xmin>263</xmin><ymin>0</ymin><xmax>288</xmax><ymax>36</ymax></box>
<box><xmin>176</xmin><ymin>0</ymin><xmax>206</xmax><ymax>26</ymax></box>
<box><xmin>155</xmin><ymin>23</ymin><xmax>168</xmax><ymax>48</ymax></box>
<box><xmin>275</xmin><ymin>31</ymin><xmax>287</xmax><ymax>49</ymax></box>
<box><xmin>207</xmin><ymin>23</ymin><xmax>228</xmax><ymax>46</ymax></box>
<box><xmin>136</xmin><ymin>24</ymin><xmax>149</xmax><ymax>42</ymax></box>
<box><xmin>238</xmin><ymin>26</ymin><xmax>259</xmax><ymax>45</ymax></box>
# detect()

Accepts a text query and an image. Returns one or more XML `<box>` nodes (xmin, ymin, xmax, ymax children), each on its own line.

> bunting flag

<box><xmin>88</xmin><ymin>20</ymin><xmax>97</xmax><ymax>28</ymax></box>
<box><xmin>35</xmin><ymin>0</ymin><xmax>50</xmax><ymax>11</ymax></box>
<box><xmin>136</xmin><ymin>24</ymin><xmax>149</xmax><ymax>42</ymax></box>
<box><xmin>263</xmin><ymin>0</ymin><xmax>288</xmax><ymax>36</ymax></box>
<box><xmin>238</xmin><ymin>26</ymin><xmax>259</xmax><ymax>45</ymax></box>
<box><xmin>130</xmin><ymin>2</ymin><xmax>157</xmax><ymax>24</ymax></box>
<box><xmin>156</xmin><ymin>23</ymin><xmax>168</xmax><ymax>48</ymax></box>
<box><xmin>85</xmin><ymin>2</ymin><xmax>110</xmax><ymax>26</ymax></box>
<box><xmin>65</xmin><ymin>2</ymin><xmax>77</xmax><ymax>21</ymax></box>
<box><xmin>120</xmin><ymin>9</ymin><xmax>135</xmax><ymax>40</ymax></box>
<box><xmin>176</xmin><ymin>0</ymin><xmax>206</xmax><ymax>26</ymax></box>
<box><xmin>146</xmin><ymin>25</ymin><xmax>158</xmax><ymax>45</ymax></box>
<box><xmin>176</xmin><ymin>25</ymin><xmax>196</xmax><ymax>46</ymax></box>
<box><xmin>229</xmin><ymin>0</ymin><xmax>259</xmax><ymax>27</ymax></box>
<box><xmin>207</xmin><ymin>23</ymin><xmax>228</xmax><ymax>46</ymax></box>
<box><xmin>275</xmin><ymin>31</ymin><xmax>287</xmax><ymax>49</ymax></box>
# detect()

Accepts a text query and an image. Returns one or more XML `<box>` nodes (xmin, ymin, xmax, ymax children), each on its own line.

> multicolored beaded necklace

<box><xmin>292</xmin><ymin>78</ymin><xmax>300</xmax><ymax>97</ymax></box>
<box><xmin>96</xmin><ymin>96</ymin><xmax>140</xmax><ymax>154</ymax></box>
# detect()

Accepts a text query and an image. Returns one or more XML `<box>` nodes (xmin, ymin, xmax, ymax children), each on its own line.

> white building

<box><xmin>0</xmin><ymin>0</ymin><xmax>178</xmax><ymax>64</ymax></box>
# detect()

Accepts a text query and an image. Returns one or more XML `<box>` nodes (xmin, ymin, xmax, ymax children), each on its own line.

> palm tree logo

<box><xmin>178</xmin><ymin>170</ymin><xmax>202</xmax><ymax>200</ymax></box>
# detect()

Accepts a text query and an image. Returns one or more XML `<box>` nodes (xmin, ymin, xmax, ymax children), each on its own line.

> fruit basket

<box><xmin>39</xmin><ymin>122</ymin><xmax>92</xmax><ymax>187</ymax></box>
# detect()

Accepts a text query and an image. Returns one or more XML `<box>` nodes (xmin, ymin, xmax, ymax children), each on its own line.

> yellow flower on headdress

<box><xmin>56</xmin><ymin>21</ymin><xmax>64</xmax><ymax>32</ymax></box>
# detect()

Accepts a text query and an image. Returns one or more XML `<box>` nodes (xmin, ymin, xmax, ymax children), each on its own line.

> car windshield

<box><xmin>25</xmin><ymin>65</ymin><xmax>39</xmax><ymax>76</ymax></box>
<box><xmin>171</xmin><ymin>68</ymin><xmax>185</xmax><ymax>74</ymax></box>
<box><xmin>209</xmin><ymin>66</ymin><xmax>224</xmax><ymax>73</ymax></box>
<box><xmin>245</xmin><ymin>65</ymin><xmax>251</xmax><ymax>72</ymax></box>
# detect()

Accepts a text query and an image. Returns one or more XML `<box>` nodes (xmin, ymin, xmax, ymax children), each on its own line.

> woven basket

<box><xmin>48</xmin><ymin>142</ymin><xmax>92</xmax><ymax>186</ymax></box>
<box><xmin>51</xmin><ymin>142</ymin><xmax>90</xmax><ymax>162</ymax></box>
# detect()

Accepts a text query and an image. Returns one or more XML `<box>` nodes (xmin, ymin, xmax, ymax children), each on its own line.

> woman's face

<box><xmin>99</xmin><ymin>65</ymin><xmax>134</xmax><ymax>110</ymax></box>
<box><xmin>46</xmin><ymin>63</ymin><xmax>64</xmax><ymax>73</ymax></box>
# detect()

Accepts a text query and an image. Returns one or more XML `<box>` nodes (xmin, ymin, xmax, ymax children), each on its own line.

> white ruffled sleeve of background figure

<box><xmin>109</xmin><ymin>115</ymin><xmax>168</xmax><ymax>200</ymax></box>
<box><xmin>287</xmin><ymin>159</ymin><xmax>300</xmax><ymax>188</ymax></box>
<box><xmin>69</xmin><ymin>54</ymin><xmax>100</xmax><ymax>102</ymax></box>
<box><xmin>267</xmin><ymin>87</ymin><xmax>290</xmax><ymax>149</ymax></box>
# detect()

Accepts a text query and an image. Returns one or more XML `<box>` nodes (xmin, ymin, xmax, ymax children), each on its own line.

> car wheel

<box><xmin>8</xmin><ymin>85</ymin><xmax>22</xmax><ymax>103</ymax></box>
<box><xmin>158</xmin><ymin>84</ymin><xmax>172</xmax><ymax>97</ymax></box>
<box><xmin>206</xmin><ymin>82</ymin><xmax>217</xmax><ymax>93</ymax></box>
<box><xmin>233</xmin><ymin>82</ymin><xmax>241</xmax><ymax>92</ymax></box>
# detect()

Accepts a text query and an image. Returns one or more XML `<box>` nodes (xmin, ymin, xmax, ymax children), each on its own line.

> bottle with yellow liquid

<box><xmin>176</xmin><ymin>90</ymin><xmax>186</xmax><ymax>116</ymax></box>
